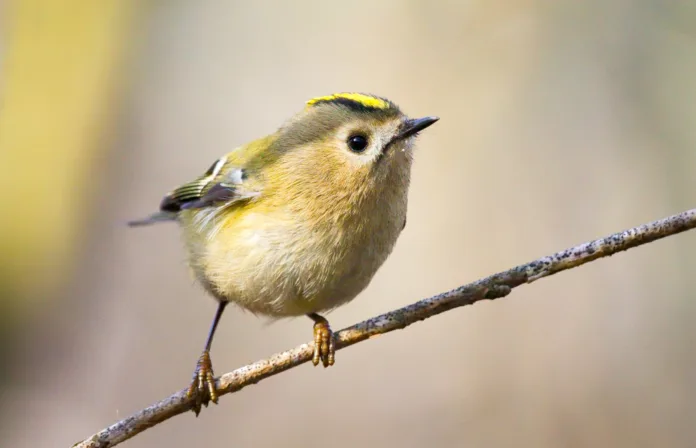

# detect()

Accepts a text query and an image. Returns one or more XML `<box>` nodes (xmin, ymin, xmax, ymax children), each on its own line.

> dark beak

<box><xmin>396</xmin><ymin>116</ymin><xmax>439</xmax><ymax>140</ymax></box>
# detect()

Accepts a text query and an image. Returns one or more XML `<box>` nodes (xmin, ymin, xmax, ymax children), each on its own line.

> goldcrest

<box><xmin>130</xmin><ymin>93</ymin><xmax>438</xmax><ymax>414</ymax></box>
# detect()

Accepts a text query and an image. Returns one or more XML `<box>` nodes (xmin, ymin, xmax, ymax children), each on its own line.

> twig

<box><xmin>73</xmin><ymin>208</ymin><xmax>696</xmax><ymax>448</ymax></box>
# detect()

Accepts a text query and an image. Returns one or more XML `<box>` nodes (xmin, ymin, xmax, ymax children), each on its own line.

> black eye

<box><xmin>347</xmin><ymin>134</ymin><xmax>368</xmax><ymax>153</ymax></box>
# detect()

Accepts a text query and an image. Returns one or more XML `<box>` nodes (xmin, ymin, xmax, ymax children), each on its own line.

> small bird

<box><xmin>129</xmin><ymin>93</ymin><xmax>438</xmax><ymax>414</ymax></box>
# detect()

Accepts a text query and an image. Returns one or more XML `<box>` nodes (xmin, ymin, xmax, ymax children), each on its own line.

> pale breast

<box><xmin>182</xmin><ymin>145</ymin><xmax>412</xmax><ymax>317</ymax></box>
<box><xmin>212</xmin><ymin>215</ymin><xmax>402</xmax><ymax>316</ymax></box>
<box><xmin>184</xmin><ymin>193</ymin><xmax>405</xmax><ymax>317</ymax></box>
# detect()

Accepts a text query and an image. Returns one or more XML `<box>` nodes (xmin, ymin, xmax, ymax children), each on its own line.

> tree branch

<box><xmin>73</xmin><ymin>208</ymin><xmax>696</xmax><ymax>448</ymax></box>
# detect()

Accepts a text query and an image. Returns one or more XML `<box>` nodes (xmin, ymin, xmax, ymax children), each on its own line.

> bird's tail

<box><xmin>127</xmin><ymin>211</ymin><xmax>178</xmax><ymax>227</ymax></box>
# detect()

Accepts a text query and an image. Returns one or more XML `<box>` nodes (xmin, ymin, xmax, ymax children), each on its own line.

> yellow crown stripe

<box><xmin>306</xmin><ymin>93</ymin><xmax>390</xmax><ymax>110</ymax></box>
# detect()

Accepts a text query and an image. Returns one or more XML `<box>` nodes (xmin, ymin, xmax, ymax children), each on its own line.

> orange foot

<box><xmin>187</xmin><ymin>350</ymin><xmax>218</xmax><ymax>416</ymax></box>
<box><xmin>309</xmin><ymin>314</ymin><xmax>336</xmax><ymax>368</ymax></box>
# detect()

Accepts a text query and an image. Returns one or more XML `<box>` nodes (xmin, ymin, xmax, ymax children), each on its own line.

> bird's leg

<box><xmin>187</xmin><ymin>300</ymin><xmax>228</xmax><ymax>416</ymax></box>
<box><xmin>307</xmin><ymin>313</ymin><xmax>336</xmax><ymax>367</ymax></box>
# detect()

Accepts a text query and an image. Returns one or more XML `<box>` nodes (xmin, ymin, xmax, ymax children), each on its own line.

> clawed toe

<box><xmin>187</xmin><ymin>350</ymin><xmax>218</xmax><ymax>416</ymax></box>
<box><xmin>311</xmin><ymin>317</ymin><xmax>336</xmax><ymax>368</ymax></box>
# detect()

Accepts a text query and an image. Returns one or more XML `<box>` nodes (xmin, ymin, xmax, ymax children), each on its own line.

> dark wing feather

<box><xmin>158</xmin><ymin>155</ymin><xmax>256</xmax><ymax>212</ymax></box>
<box><xmin>128</xmin><ymin>156</ymin><xmax>259</xmax><ymax>227</ymax></box>
<box><xmin>179</xmin><ymin>182</ymin><xmax>241</xmax><ymax>210</ymax></box>
<box><xmin>159</xmin><ymin>180</ymin><xmax>206</xmax><ymax>212</ymax></box>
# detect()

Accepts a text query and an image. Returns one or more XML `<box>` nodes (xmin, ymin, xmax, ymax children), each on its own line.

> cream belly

<box><xmin>184</xmin><ymin>206</ymin><xmax>404</xmax><ymax>317</ymax></box>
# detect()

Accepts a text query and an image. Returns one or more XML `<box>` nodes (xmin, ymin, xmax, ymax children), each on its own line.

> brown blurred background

<box><xmin>2</xmin><ymin>1</ymin><xmax>696</xmax><ymax>447</ymax></box>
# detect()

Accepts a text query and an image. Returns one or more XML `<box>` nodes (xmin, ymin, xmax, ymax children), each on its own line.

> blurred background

<box><xmin>2</xmin><ymin>1</ymin><xmax>696</xmax><ymax>447</ymax></box>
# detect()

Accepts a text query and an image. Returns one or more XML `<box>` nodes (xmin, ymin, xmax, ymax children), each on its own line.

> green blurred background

<box><xmin>2</xmin><ymin>1</ymin><xmax>696</xmax><ymax>447</ymax></box>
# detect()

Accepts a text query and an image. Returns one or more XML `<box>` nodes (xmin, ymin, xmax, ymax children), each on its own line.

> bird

<box><xmin>129</xmin><ymin>92</ymin><xmax>438</xmax><ymax>414</ymax></box>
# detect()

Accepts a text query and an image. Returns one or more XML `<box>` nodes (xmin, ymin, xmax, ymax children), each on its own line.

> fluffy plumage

<box><xmin>130</xmin><ymin>93</ymin><xmax>438</xmax><ymax>412</ymax></box>
<box><xmin>132</xmin><ymin>94</ymin><xmax>436</xmax><ymax>318</ymax></box>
